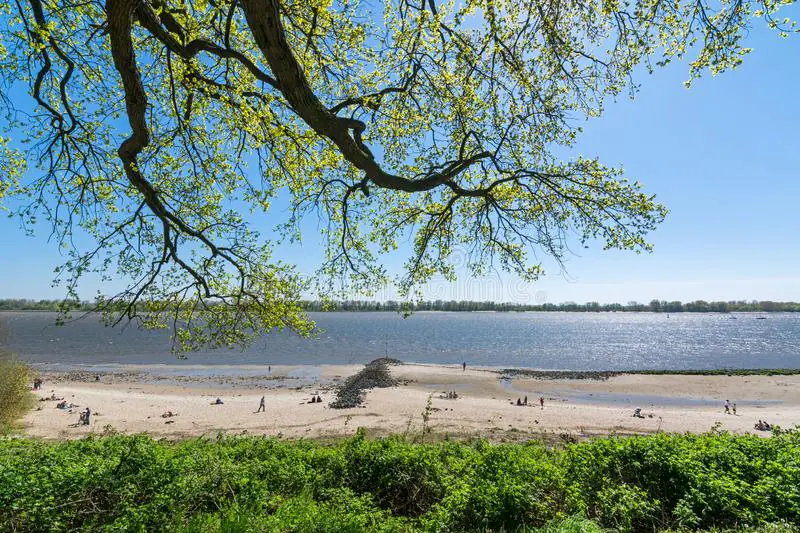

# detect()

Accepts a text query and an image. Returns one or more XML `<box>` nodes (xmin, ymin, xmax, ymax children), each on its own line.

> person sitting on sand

<box><xmin>754</xmin><ymin>420</ymin><xmax>772</xmax><ymax>431</ymax></box>
<box><xmin>633</xmin><ymin>407</ymin><xmax>644</xmax><ymax>418</ymax></box>
<box><xmin>161</xmin><ymin>411</ymin><xmax>175</xmax><ymax>418</ymax></box>
<box><xmin>316</xmin><ymin>395</ymin><xmax>322</xmax><ymax>403</ymax></box>
<box><xmin>310</xmin><ymin>396</ymin><xmax>317</xmax><ymax>403</ymax></box>
<box><xmin>516</xmin><ymin>398</ymin><xmax>522</xmax><ymax>406</ymax></box>
<box><xmin>213</xmin><ymin>398</ymin><xmax>224</xmax><ymax>405</ymax></box>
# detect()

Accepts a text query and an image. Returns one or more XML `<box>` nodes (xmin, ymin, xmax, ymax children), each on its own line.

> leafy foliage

<box><xmin>0</xmin><ymin>359</ymin><xmax>34</xmax><ymax>433</ymax></box>
<box><xmin>0</xmin><ymin>0</ymin><xmax>795</xmax><ymax>349</ymax></box>
<box><xmin>0</xmin><ymin>321</ymin><xmax>35</xmax><ymax>433</ymax></box>
<box><xmin>1</xmin><ymin>430</ymin><xmax>799</xmax><ymax>531</ymax></box>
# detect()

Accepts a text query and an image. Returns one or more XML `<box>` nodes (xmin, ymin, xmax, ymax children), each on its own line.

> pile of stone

<box><xmin>329</xmin><ymin>358</ymin><xmax>400</xmax><ymax>409</ymax></box>
<box><xmin>501</xmin><ymin>369</ymin><xmax>620</xmax><ymax>381</ymax></box>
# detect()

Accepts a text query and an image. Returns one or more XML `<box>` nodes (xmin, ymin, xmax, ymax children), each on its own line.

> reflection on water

<box><xmin>2</xmin><ymin>311</ymin><xmax>800</xmax><ymax>371</ymax></box>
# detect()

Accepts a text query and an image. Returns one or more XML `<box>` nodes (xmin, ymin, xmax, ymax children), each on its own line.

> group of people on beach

<box><xmin>34</xmin><ymin>377</ymin><xmax>92</xmax><ymax>425</ymax></box>
<box><xmin>40</xmin><ymin>393</ymin><xmax>62</xmax><ymax>402</ymax></box>
<box><xmin>515</xmin><ymin>396</ymin><xmax>545</xmax><ymax>408</ymax></box>
<box><xmin>724</xmin><ymin>400</ymin><xmax>779</xmax><ymax>432</ymax></box>
<box><xmin>754</xmin><ymin>420</ymin><xmax>773</xmax><ymax>431</ymax></box>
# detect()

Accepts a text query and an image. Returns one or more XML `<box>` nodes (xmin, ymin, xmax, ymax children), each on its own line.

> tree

<box><xmin>0</xmin><ymin>0</ymin><xmax>795</xmax><ymax>349</ymax></box>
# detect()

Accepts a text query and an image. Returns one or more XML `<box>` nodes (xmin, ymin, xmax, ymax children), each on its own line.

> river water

<box><xmin>2</xmin><ymin>311</ymin><xmax>799</xmax><ymax>372</ymax></box>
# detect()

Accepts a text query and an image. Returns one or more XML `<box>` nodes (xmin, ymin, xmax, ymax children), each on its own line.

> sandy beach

<box><xmin>20</xmin><ymin>363</ymin><xmax>800</xmax><ymax>441</ymax></box>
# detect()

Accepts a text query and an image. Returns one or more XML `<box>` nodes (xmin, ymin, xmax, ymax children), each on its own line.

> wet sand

<box><xmin>20</xmin><ymin>364</ymin><xmax>800</xmax><ymax>441</ymax></box>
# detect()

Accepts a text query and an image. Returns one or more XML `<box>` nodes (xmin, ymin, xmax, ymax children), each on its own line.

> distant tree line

<box><xmin>1</xmin><ymin>298</ymin><xmax>798</xmax><ymax>313</ymax></box>
<box><xmin>0</xmin><ymin>299</ymin><xmax>92</xmax><ymax>311</ymax></box>
<box><xmin>300</xmin><ymin>299</ymin><xmax>800</xmax><ymax>313</ymax></box>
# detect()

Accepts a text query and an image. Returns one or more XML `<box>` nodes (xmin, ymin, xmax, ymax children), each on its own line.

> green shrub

<box><xmin>1</xmin><ymin>431</ymin><xmax>799</xmax><ymax>531</ymax></box>
<box><xmin>0</xmin><ymin>358</ymin><xmax>34</xmax><ymax>432</ymax></box>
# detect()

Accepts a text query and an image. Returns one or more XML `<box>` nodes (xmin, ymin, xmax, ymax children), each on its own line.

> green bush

<box><xmin>0</xmin><ymin>358</ymin><xmax>34</xmax><ymax>432</ymax></box>
<box><xmin>1</xmin><ymin>430</ymin><xmax>798</xmax><ymax>532</ymax></box>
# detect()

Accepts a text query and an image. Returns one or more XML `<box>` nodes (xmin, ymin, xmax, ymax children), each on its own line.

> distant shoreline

<box><xmin>1</xmin><ymin>309</ymin><xmax>798</xmax><ymax>313</ymax></box>
<box><xmin>2</xmin><ymin>298</ymin><xmax>799</xmax><ymax>313</ymax></box>
<box><xmin>30</xmin><ymin>362</ymin><xmax>800</xmax><ymax>384</ymax></box>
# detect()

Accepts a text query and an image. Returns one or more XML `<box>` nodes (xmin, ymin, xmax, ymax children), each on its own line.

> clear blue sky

<box><xmin>1</xmin><ymin>23</ymin><xmax>798</xmax><ymax>305</ymax></box>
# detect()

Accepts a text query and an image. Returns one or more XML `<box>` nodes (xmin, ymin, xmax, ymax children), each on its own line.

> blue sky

<box><xmin>1</xmin><ymin>22</ymin><xmax>798</xmax><ymax>305</ymax></box>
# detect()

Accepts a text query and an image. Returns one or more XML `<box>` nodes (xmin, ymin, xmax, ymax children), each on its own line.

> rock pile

<box><xmin>501</xmin><ymin>369</ymin><xmax>620</xmax><ymax>380</ymax></box>
<box><xmin>329</xmin><ymin>358</ymin><xmax>400</xmax><ymax>409</ymax></box>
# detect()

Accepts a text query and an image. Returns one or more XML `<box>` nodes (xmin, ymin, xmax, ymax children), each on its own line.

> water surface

<box><xmin>2</xmin><ymin>311</ymin><xmax>799</xmax><ymax>371</ymax></box>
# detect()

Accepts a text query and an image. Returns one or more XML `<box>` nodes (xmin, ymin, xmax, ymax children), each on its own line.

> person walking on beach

<box><xmin>539</xmin><ymin>396</ymin><xmax>544</xmax><ymax>409</ymax></box>
<box><xmin>723</xmin><ymin>400</ymin><xmax>731</xmax><ymax>414</ymax></box>
<box><xmin>257</xmin><ymin>396</ymin><xmax>266</xmax><ymax>413</ymax></box>
<box><xmin>462</xmin><ymin>362</ymin><xmax>466</xmax><ymax>372</ymax></box>
<box><xmin>732</xmin><ymin>403</ymin><xmax>737</xmax><ymax>415</ymax></box>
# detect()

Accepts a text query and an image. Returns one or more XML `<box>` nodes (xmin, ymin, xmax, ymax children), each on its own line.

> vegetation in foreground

<box><xmin>0</xmin><ymin>358</ymin><xmax>34</xmax><ymax>434</ymax></box>
<box><xmin>1</xmin><ymin>429</ymin><xmax>799</xmax><ymax>532</ymax></box>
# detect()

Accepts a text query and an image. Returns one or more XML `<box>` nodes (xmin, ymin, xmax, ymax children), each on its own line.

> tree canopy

<box><xmin>0</xmin><ymin>0</ymin><xmax>795</xmax><ymax>349</ymax></box>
